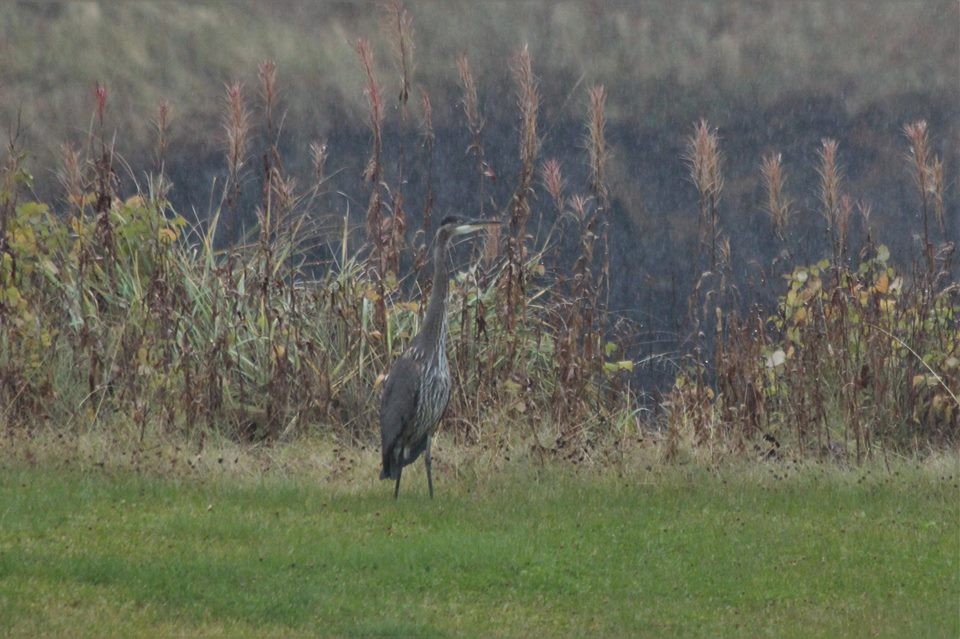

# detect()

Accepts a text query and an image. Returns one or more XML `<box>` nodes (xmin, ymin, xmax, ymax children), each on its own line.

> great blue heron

<box><xmin>379</xmin><ymin>215</ymin><xmax>498</xmax><ymax>498</ymax></box>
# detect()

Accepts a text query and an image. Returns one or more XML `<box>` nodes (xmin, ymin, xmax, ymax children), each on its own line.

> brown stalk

<box><xmin>903</xmin><ymin>121</ymin><xmax>934</xmax><ymax>273</ymax></box>
<box><xmin>310</xmin><ymin>140</ymin><xmax>328</xmax><ymax>193</ymax></box>
<box><xmin>457</xmin><ymin>53</ymin><xmax>491</xmax><ymax>214</ymax></box>
<box><xmin>382</xmin><ymin>1</ymin><xmax>415</xmax><ymax>279</ymax></box>
<box><xmin>355</xmin><ymin>37</ymin><xmax>387</xmax><ymax>332</ymax></box>
<box><xmin>383</xmin><ymin>0</ymin><xmax>414</xmax><ymax>108</ymax></box>
<box><xmin>584</xmin><ymin>85</ymin><xmax>611</xmax><ymax>375</ymax></box>
<box><xmin>930</xmin><ymin>157</ymin><xmax>945</xmax><ymax>234</ymax></box>
<box><xmin>586</xmin><ymin>85</ymin><xmax>610</xmax><ymax>209</ymax></box>
<box><xmin>415</xmin><ymin>89</ymin><xmax>435</xmax><ymax>283</ymax></box>
<box><xmin>91</xmin><ymin>82</ymin><xmax>115</xmax><ymax>259</ymax></box>
<box><xmin>504</xmin><ymin>45</ymin><xmax>540</xmax><ymax>335</ymax></box>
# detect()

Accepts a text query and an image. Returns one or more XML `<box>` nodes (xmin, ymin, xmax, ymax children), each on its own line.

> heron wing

<box><xmin>379</xmin><ymin>355</ymin><xmax>421</xmax><ymax>476</ymax></box>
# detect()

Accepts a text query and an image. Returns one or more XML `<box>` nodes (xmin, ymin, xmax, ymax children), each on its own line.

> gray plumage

<box><xmin>379</xmin><ymin>216</ymin><xmax>497</xmax><ymax>498</ymax></box>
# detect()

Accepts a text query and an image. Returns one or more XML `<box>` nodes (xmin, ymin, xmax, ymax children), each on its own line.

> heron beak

<box><xmin>453</xmin><ymin>219</ymin><xmax>500</xmax><ymax>236</ymax></box>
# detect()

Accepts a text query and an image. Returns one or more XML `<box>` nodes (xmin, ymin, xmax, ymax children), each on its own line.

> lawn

<box><xmin>0</xmin><ymin>461</ymin><xmax>956</xmax><ymax>637</ymax></box>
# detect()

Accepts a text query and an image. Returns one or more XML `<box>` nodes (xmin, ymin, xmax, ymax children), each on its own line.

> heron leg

<box><xmin>394</xmin><ymin>464</ymin><xmax>402</xmax><ymax>499</ymax></box>
<box><xmin>425</xmin><ymin>435</ymin><xmax>434</xmax><ymax>499</ymax></box>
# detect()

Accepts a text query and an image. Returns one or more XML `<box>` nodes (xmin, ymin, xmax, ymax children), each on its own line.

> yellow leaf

<box><xmin>603</xmin><ymin>359</ymin><xmax>634</xmax><ymax>375</ymax></box>
<box><xmin>158</xmin><ymin>228</ymin><xmax>177</xmax><ymax>243</ymax></box>
<box><xmin>874</xmin><ymin>272</ymin><xmax>889</xmax><ymax>294</ymax></box>
<box><xmin>3</xmin><ymin>286</ymin><xmax>22</xmax><ymax>306</ymax></box>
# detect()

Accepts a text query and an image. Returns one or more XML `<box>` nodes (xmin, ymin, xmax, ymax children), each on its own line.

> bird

<box><xmin>379</xmin><ymin>215</ymin><xmax>498</xmax><ymax>499</ymax></box>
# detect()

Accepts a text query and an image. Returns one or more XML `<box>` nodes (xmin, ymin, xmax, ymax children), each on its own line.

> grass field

<box><xmin>0</xmin><ymin>459</ymin><xmax>957</xmax><ymax>638</ymax></box>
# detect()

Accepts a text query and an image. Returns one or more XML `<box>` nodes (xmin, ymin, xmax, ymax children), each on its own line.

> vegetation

<box><xmin>0</xmin><ymin>5</ymin><xmax>957</xmax><ymax>635</ymax></box>
<box><xmin>0</xmin><ymin>2</ymin><xmax>956</xmax><ymax>463</ymax></box>
<box><xmin>1</xmin><ymin>460</ymin><xmax>956</xmax><ymax>637</ymax></box>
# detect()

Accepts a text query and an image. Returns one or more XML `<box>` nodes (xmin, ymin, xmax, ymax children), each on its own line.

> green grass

<box><xmin>0</xmin><ymin>462</ymin><xmax>957</xmax><ymax>637</ymax></box>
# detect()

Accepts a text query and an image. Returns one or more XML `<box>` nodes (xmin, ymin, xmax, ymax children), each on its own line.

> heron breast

<box><xmin>414</xmin><ymin>357</ymin><xmax>451</xmax><ymax>440</ymax></box>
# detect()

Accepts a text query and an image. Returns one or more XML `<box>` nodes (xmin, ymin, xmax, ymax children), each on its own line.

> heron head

<box><xmin>437</xmin><ymin>215</ymin><xmax>499</xmax><ymax>241</ymax></box>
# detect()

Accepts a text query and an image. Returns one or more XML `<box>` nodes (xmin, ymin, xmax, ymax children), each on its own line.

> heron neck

<box><xmin>423</xmin><ymin>242</ymin><xmax>450</xmax><ymax>343</ymax></box>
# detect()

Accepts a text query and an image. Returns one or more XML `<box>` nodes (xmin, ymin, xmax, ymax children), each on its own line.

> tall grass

<box><xmin>0</xmin><ymin>6</ymin><xmax>956</xmax><ymax>464</ymax></box>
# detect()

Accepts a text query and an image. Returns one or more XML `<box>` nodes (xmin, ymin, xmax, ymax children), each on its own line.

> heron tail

<box><xmin>380</xmin><ymin>456</ymin><xmax>400</xmax><ymax>480</ymax></box>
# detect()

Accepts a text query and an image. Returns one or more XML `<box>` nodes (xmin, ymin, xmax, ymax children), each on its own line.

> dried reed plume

<box><xmin>760</xmin><ymin>152</ymin><xmax>790</xmax><ymax>241</ymax></box>
<box><xmin>903</xmin><ymin>120</ymin><xmax>939</xmax><ymax>271</ymax></box>
<box><xmin>512</xmin><ymin>45</ymin><xmax>540</xmax><ymax>184</ymax></box>
<box><xmin>258</xmin><ymin>60</ymin><xmax>278</xmax><ymax>137</ymax></box>
<box><xmin>222</xmin><ymin>81</ymin><xmax>251</xmax><ymax>194</ymax></box>
<box><xmin>817</xmin><ymin>138</ymin><xmax>841</xmax><ymax>219</ymax></box>
<box><xmin>817</xmin><ymin>138</ymin><xmax>846</xmax><ymax>265</ymax></box>
<box><xmin>58</xmin><ymin>143</ymin><xmax>83</xmax><ymax>212</ymax></box>
<box><xmin>903</xmin><ymin>120</ymin><xmax>930</xmax><ymax>197</ymax></box>
<box><xmin>541</xmin><ymin>159</ymin><xmax>565</xmax><ymax>212</ymax></box>
<box><xmin>457</xmin><ymin>54</ymin><xmax>482</xmax><ymax>138</ymax></box>
<box><xmin>586</xmin><ymin>85</ymin><xmax>609</xmax><ymax>208</ymax></box>
<box><xmin>152</xmin><ymin>99</ymin><xmax>171</xmax><ymax>173</ymax></box>
<box><xmin>685</xmin><ymin>119</ymin><xmax>723</xmax><ymax>269</ymax></box>
<box><xmin>686</xmin><ymin>120</ymin><xmax>723</xmax><ymax>200</ymax></box>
